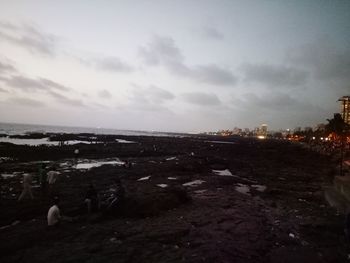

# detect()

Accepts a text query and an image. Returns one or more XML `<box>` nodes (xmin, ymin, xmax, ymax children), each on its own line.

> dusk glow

<box><xmin>0</xmin><ymin>1</ymin><xmax>349</xmax><ymax>132</ymax></box>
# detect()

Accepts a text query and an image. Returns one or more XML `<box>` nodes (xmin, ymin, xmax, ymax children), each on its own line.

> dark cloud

<box><xmin>8</xmin><ymin>97</ymin><xmax>45</xmax><ymax>107</ymax></box>
<box><xmin>126</xmin><ymin>84</ymin><xmax>175</xmax><ymax>113</ymax></box>
<box><xmin>93</xmin><ymin>57</ymin><xmax>134</xmax><ymax>73</ymax></box>
<box><xmin>5</xmin><ymin>76</ymin><xmax>46</xmax><ymax>91</ymax></box>
<box><xmin>192</xmin><ymin>64</ymin><xmax>236</xmax><ymax>86</ymax></box>
<box><xmin>231</xmin><ymin>92</ymin><xmax>329</xmax><ymax>129</ymax></box>
<box><xmin>2</xmin><ymin>74</ymin><xmax>83</xmax><ymax>106</ymax></box>
<box><xmin>38</xmin><ymin>78</ymin><xmax>70</xmax><ymax>91</ymax></box>
<box><xmin>238</xmin><ymin>93</ymin><xmax>302</xmax><ymax>111</ymax></box>
<box><xmin>130</xmin><ymin>84</ymin><xmax>175</xmax><ymax>105</ymax></box>
<box><xmin>182</xmin><ymin>92</ymin><xmax>221</xmax><ymax>106</ymax></box>
<box><xmin>139</xmin><ymin>36</ymin><xmax>184</xmax><ymax>66</ymax></box>
<box><xmin>242</xmin><ymin>63</ymin><xmax>308</xmax><ymax>88</ymax></box>
<box><xmin>47</xmin><ymin>90</ymin><xmax>85</xmax><ymax>107</ymax></box>
<box><xmin>4</xmin><ymin>75</ymin><xmax>70</xmax><ymax>92</ymax></box>
<box><xmin>0</xmin><ymin>60</ymin><xmax>16</xmax><ymax>75</ymax></box>
<box><xmin>139</xmin><ymin>36</ymin><xmax>236</xmax><ymax>86</ymax></box>
<box><xmin>98</xmin><ymin>89</ymin><xmax>112</xmax><ymax>99</ymax></box>
<box><xmin>287</xmin><ymin>41</ymin><xmax>350</xmax><ymax>92</ymax></box>
<box><xmin>199</xmin><ymin>25</ymin><xmax>224</xmax><ymax>40</ymax></box>
<box><xmin>0</xmin><ymin>21</ymin><xmax>57</xmax><ymax>55</ymax></box>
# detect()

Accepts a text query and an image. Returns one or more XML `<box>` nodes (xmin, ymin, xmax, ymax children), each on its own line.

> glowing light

<box><xmin>312</xmin><ymin>137</ymin><xmax>315</xmax><ymax>140</ymax></box>
<box><xmin>257</xmin><ymin>135</ymin><xmax>266</xmax><ymax>139</ymax></box>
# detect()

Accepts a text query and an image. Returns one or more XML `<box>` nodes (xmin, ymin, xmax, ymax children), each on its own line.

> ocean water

<box><xmin>0</xmin><ymin>122</ymin><xmax>182</xmax><ymax>137</ymax></box>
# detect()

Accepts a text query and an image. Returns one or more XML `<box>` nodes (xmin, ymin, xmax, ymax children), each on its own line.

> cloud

<box><xmin>38</xmin><ymin>78</ymin><xmax>70</xmax><ymax>91</ymax></box>
<box><xmin>92</xmin><ymin>56</ymin><xmax>134</xmax><ymax>73</ymax></box>
<box><xmin>98</xmin><ymin>89</ymin><xmax>112</xmax><ymax>99</ymax></box>
<box><xmin>230</xmin><ymin>92</ymin><xmax>329</xmax><ymax>129</ymax></box>
<box><xmin>130</xmin><ymin>84</ymin><xmax>175</xmax><ymax>104</ymax></box>
<box><xmin>199</xmin><ymin>25</ymin><xmax>224</xmax><ymax>40</ymax></box>
<box><xmin>0</xmin><ymin>86</ymin><xmax>8</xmax><ymax>93</ymax></box>
<box><xmin>0</xmin><ymin>21</ymin><xmax>57</xmax><ymax>56</ymax></box>
<box><xmin>1</xmin><ymin>74</ymin><xmax>83</xmax><ymax>107</ymax></box>
<box><xmin>126</xmin><ymin>84</ymin><xmax>175</xmax><ymax>113</ymax></box>
<box><xmin>192</xmin><ymin>64</ymin><xmax>236</xmax><ymax>86</ymax></box>
<box><xmin>5</xmin><ymin>76</ymin><xmax>47</xmax><ymax>91</ymax></box>
<box><xmin>8</xmin><ymin>97</ymin><xmax>45</xmax><ymax>107</ymax></box>
<box><xmin>139</xmin><ymin>36</ymin><xmax>236</xmax><ymax>86</ymax></box>
<box><xmin>242</xmin><ymin>63</ymin><xmax>308</xmax><ymax>88</ymax></box>
<box><xmin>182</xmin><ymin>92</ymin><xmax>221</xmax><ymax>106</ymax></box>
<box><xmin>3</xmin><ymin>75</ymin><xmax>70</xmax><ymax>92</ymax></box>
<box><xmin>237</xmin><ymin>93</ymin><xmax>301</xmax><ymax>111</ymax></box>
<box><xmin>0</xmin><ymin>60</ymin><xmax>16</xmax><ymax>75</ymax></box>
<box><xmin>287</xmin><ymin>41</ymin><xmax>350</xmax><ymax>92</ymax></box>
<box><xmin>47</xmin><ymin>90</ymin><xmax>85</xmax><ymax>107</ymax></box>
<box><xmin>139</xmin><ymin>35</ymin><xmax>184</xmax><ymax>66</ymax></box>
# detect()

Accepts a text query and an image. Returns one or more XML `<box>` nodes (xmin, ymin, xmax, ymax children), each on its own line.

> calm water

<box><xmin>0</xmin><ymin>122</ymin><xmax>184</xmax><ymax>137</ymax></box>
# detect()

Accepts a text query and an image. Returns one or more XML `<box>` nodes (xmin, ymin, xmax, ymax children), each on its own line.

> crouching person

<box><xmin>47</xmin><ymin>196</ymin><xmax>73</xmax><ymax>226</ymax></box>
<box><xmin>47</xmin><ymin>196</ymin><xmax>61</xmax><ymax>226</ymax></box>
<box><xmin>100</xmin><ymin>179</ymin><xmax>125</xmax><ymax>214</ymax></box>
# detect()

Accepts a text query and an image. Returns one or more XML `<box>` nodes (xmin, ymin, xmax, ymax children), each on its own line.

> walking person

<box><xmin>18</xmin><ymin>173</ymin><xmax>34</xmax><ymax>201</ymax></box>
<box><xmin>38</xmin><ymin>162</ymin><xmax>47</xmax><ymax>197</ymax></box>
<box><xmin>74</xmin><ymin>148</ymin><xmax>79</xmax><ymax>163</ymax></box>
<box><xmin>84</xmin><ymin>183</ymin><xmax>99</xmax><ymax>214</ymax></box>
<box><xmin>47</xmin><ymin>167</ymin><xmax>60</xmax><ymax>197</ymax></box>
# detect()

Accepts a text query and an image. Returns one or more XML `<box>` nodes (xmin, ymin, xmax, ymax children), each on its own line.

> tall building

<box><xmin>338</xmin><ymin>96</ymin><xmax>350</xmax><ymax>124</ymax></box>
<box><xmin>257</xmin><ymin>124</ymin><xmax>268</xmax><ymax>139</ymax></box>
<box><xmin>260</xmin><ymin>124</ymin><xmax>267</xmax><ymax>137</ymax></box>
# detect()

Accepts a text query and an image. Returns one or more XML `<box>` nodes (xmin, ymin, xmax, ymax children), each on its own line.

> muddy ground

<box><xmin>0</xmin><ymin>134</ymin><xmax>348</xmax><ymax>262</ymax></box>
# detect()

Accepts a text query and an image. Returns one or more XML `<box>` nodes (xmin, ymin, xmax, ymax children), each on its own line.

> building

<box><xmin>338</xmin><ymin>96</ymin><xmax>350</xmax><ymax>125</ymax></box>
<box><xmin>256</xmin><ymin>124</ymin><xmax>268</xmax><ymax>139</ymax></box>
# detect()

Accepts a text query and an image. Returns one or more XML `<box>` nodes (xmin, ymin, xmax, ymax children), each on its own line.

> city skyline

<box><xmin>0</xmin><ymin>1</ymin><xmax>349</xmax><ymax>133</ymax></box>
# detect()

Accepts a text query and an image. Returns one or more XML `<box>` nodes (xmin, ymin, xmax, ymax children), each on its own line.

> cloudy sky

<box><xmin>0</xmin><ymin>1</ymin><xmax>349</xmax><ymax>132</ymax></box>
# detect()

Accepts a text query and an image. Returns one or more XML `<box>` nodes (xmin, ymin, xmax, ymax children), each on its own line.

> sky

<box><xmin>0</xmin><ymin>0</ymin><xmax>349</xmax><ymax>133</ymax></box>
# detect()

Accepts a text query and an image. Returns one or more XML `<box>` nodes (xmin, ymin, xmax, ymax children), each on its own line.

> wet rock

<box><xmin>269</xmin><ymin>246</ymin><xmax>325</xmax><ymax>263</ymax></box>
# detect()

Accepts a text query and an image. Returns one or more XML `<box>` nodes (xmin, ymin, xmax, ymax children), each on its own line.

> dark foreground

<box><xmin>0</xmin><ymin>135</ymin><xmax>347</xmax><ymax>262</ymax></box>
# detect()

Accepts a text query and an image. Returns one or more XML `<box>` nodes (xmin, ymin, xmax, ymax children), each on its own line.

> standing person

<box><xmin>47</xmin><ymin>196</ymin><xmax>61</xmax><ymax>226</ymax></box>
<box><xmin>18</xmin><ymin>173</ymin><xmax>34</xmax><ymax>201</ymax></box>
<box><xmin>74</xmin><ymin>148</ymin><xmax>79</xmax><ymax>163</ymax></box>
<box><xmin>38</xmin><ymin>162</ymin><xmax>47</xmax><ymax>197</ymax></box>
<box><xmin>47</xmin><ymin>167</ymin><xmax>60</xmax><ymax>196</ymax></box>
<box><xmin>84</xmin><ymin>183</ymin><xmax>99</xmax><ymax>214</ymax></box>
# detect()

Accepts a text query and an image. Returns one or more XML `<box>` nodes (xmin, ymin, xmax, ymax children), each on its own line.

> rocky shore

<box><xmin>0</xmin><ymin>134</ymin><xmax>348</xmax><ymax>262</ymax></box>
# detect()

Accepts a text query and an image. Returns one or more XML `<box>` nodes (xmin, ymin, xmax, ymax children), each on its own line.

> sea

<box><xmin>0</xmin><ymin>122</ymin><xmax>184</xmax><ymax>137</ymax></box>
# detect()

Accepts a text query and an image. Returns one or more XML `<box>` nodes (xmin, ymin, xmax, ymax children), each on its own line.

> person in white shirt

<box><xmin>47</xmin><ymin>197</ymin><xmax>61</xmax><ymax>226</ymax></box>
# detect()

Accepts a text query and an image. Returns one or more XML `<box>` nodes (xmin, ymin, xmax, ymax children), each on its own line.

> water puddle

<box><xmin>251</xmin><ymin>184</ymin><xmax>267</xmax><ymax>192</ymax></box>
<box><xmin>212</xmin><ymin>169</ymin><xmax>237</xmax><ymax>177</ymax></box>
<box><xmin>0</xmin><ymin>137</ymin><xmax>136</xmax><ymax>146</ymax></box>
<box><xmin>235</xmin><ymin>183</ymin><xmax>250</xmax><ymax>195</ymax></box>
<box><xmin>183</xmin><ymin>180</ymin><xmax>206</xmax><ymax>187</ymax></box>
<box><xmin>167</xmin><ymin>177</ymin><xmax>177</xmax><ymax>180</ymax></box>
<box><xmin>206</xmin><ymin>140</ymin><xmax>236</xmax><ymax>145</ymax></box>
<box><xmin>75</xmin><ymin>159</ymin><xmax>124</xmax><ymax>170</ymax></box>
<box><xmin>115</xmin><ymin>139</ymin><xmax>136</xmax><ymax>143</ymax></box>
<box><xmin>166</xmin><ymin>157</ymin><xmax>177</xmax><ymax>161</ymax></box>
<box><xmin>1</xmin><ymin>173</ymin><xmax>16</xmax><ymax>179</ymax></box>
<box><xmin>138</xmin><ymin>176</ymin><xmax>151</xmax><ymax>181</ymax></box>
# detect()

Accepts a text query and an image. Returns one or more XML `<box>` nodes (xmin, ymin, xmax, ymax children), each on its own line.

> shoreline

<box><xmin>0</xmin><ymin>134</ymin><xmax>348</xmax><ymax>262</ymax></box>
